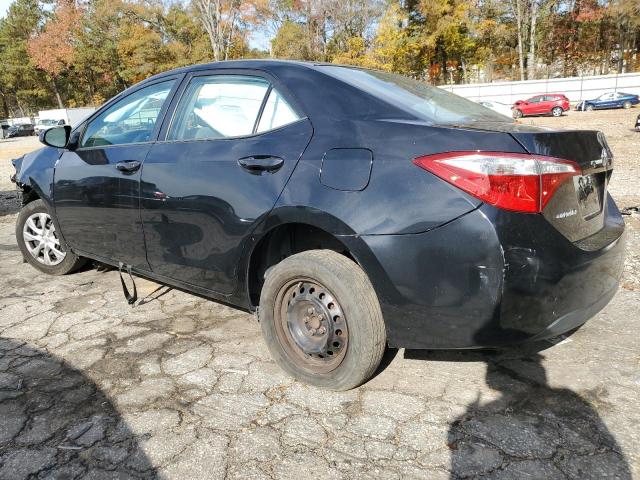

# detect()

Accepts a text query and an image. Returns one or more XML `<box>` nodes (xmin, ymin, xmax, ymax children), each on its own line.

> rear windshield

<box><xmin>319</xmin><ymin>66</ymin><xmax>513</xmax><ymax>124</ymax></box>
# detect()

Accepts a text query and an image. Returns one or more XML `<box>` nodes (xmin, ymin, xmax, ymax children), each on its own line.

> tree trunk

<box><xmin>0</xmin><ymin>91</ymin><xmax>9</xmax><ymax>119</ymax></box>
<box><xmin>527</xmin><ymin>0</ymin><xmax>538</xmax><ymax>80</ymax></box>
<box><xmin>513</xmin><ymin>0</ymin><xmax>526</xmax><ymax>81</ymax></box>
<box><xmin>52</xmin><ymin>79</ymin><xmax>64</xmax><ymax>109</ymax></box>
<box><xmin>16</xmin><ymin>98</ymin><xmax>26</xmax><ymax>117</ymax></box>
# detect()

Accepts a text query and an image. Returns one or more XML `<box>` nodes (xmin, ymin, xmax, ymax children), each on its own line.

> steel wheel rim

<box><xmin>274</xmin><ymin>278</ymin><xmax>348</xmax><ymax>374</ymax></box>
<box><xmin>22</xmin><ymin>212</ymin><xmax>66</xmax><ymax>266</ymax></box>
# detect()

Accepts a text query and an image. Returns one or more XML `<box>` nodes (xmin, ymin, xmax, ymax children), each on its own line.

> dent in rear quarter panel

<box><xmin>361</xmin><ymin>198</ymin><xmax>625</xmax><ymax>349</ymax></box>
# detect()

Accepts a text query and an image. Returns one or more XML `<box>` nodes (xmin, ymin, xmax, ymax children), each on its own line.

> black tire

<box><xmin>259</xmin><ymin>250</ymin><xmax>386</xmax><ymax>391</ymax></box>
<box><xmin>16</xmin><ymin>199</ymin><xmax>86</xmax><ymax>275</ymax></box>
<box><xmin>513</xmin><ymin>109</ymin><xmax>523</xmax><ymax>119</ymax></box>
<box><xmin>551</xmin><ymin>107</ymin><xmax>563</xmax><ymax>117</ymax></box>
<box><xmin>623</xmin><ymin>101</ymin><xmax>632</xmax><ymax>109</ymax></box>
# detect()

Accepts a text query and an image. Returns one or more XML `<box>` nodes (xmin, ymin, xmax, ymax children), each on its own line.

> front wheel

<box><xmin>551</xmin><ymin>107</ymin><xmax>563</xmax><ymax>117</ymax></box>
<box><xmin>16</xmin><ymin>199</ymin><xmax>86</xmax><ymax>275</ymax></box>
<box><xmin>259</xmin><ymin>250</ymin><xmax>386</xmax><ymax>391</ymax></box>
<box><xmin>623</xmin><ymin>101</ymin><xmax>632</xmax><ymax>109</ymax></box>
<box><xmin>585</xmin><ymin>104</ymin><xmax>595</xmax><ymax>111</ymax></box>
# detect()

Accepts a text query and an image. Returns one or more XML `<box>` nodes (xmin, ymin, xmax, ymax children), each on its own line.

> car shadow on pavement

<box><xmin>0</xmin><ymin>337</ymin><xmax>157</xmax><ymax>478</ymax></box>
<box><xmin>405</xmin><ymin>345</ymin><xmax>631</xmax><ymax>479</ymax></box>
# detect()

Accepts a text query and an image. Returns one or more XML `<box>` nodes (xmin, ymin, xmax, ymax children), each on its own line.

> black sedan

<box><xmin>7</xmin><ymin>123</ymin><xmax>35</xmax><ymax>137</ymax></box>
<box><xmin>12</xmin><ymin>60</ymin><xmax>625</xmax><ymax>390</ymax></box>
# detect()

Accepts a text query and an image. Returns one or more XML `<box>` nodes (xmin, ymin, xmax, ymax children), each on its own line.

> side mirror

<box><xmin>39</xmin><ymin>125</ymin><xmax>71</xmax><ymax>148</ymax></box>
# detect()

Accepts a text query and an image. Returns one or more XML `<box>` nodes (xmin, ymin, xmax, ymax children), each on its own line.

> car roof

<box><xmin>141</xmin><ymin>59</ymin><xmax>324</xmax><ymax>84</ymax></box>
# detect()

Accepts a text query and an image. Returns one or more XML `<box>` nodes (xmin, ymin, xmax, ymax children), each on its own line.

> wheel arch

<box><xmin>242</xmin><ymin>207</ymin><xmax>391</xmax><ymax>310</ymax></box>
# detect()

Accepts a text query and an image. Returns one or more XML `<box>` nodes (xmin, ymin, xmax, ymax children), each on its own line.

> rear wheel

<box><xmin>259</xmin><ymin>250</ymin><xmax>386</xmax><ymax>390</ymax></box>
<box><xmin>623</xmin><ymin>100</ymin><xmax>632</xmax><ymax>109</ymax></box>
<box><xmin>16</xmin><ymin>199</ymin><xmax>86</xmax><ymax>275</ymax></box>
<box><xmin>551</xmin><ymin>106</ymin><xmax>563</xmax><ymax>117</ymax></box>
<box><xmin>512</xmin><ymin>109</ymin><xmax>523</xmax><ymax>119</ymax></box>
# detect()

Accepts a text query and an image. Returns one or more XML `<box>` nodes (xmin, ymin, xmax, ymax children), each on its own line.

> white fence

<box><xmin>441</xmin><ymin>72</ymin><xmax>640</xmax><ymax>104</ymax></box>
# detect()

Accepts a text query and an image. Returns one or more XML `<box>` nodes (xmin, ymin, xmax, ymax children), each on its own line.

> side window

<box><xmin>81</xmin><ymin>80</ymin><xmax>175</xmax><ymax>148</ymax></box>
<box><xmin>257</xmin><ymin>88</ymin><xmax>301</xmax><ymax>133</ymax></box>
<box><xmin>168</xmin><ymin>75</ymin><xmax>269</xmax><ymax>141</ymax></box>
<box><xmin>529</xmin><ymin>96</ymin><xmax>540</xmax><ymax>103</ymax></box>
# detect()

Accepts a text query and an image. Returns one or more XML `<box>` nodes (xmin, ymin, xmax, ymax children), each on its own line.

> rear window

<box><xmin>319</xmin><ymin>66</ymin><xmax>513</xmax><ymax>124</ymax></box>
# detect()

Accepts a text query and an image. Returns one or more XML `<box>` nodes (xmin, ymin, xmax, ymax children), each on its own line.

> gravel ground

<box><xmin>0</xmin><ymin>110</ymin><xmax>639</xmax><ymax>479</ymax></box>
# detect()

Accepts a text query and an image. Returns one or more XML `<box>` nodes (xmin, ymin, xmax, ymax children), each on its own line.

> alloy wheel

<box><xmin>22</xmin><ymin>212</ymin><xmax>67</xmax><ymax>266</ymax></box>
<box><xmin>274</xmin><ymin>278</ymin><xmax>348</xmax><ymax>374</ymax></box>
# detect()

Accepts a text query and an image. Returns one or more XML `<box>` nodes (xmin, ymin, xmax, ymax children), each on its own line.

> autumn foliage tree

<box><xmin>27</xmin><ymin>0</ymin><xmax>82</xmax><ymax>108</ymax></box>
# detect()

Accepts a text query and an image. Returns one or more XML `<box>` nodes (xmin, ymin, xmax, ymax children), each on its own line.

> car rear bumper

<box><xmin>359</xmin><ymin>196</ymin><xmax>626</xmax><ymax>349</ymax></box>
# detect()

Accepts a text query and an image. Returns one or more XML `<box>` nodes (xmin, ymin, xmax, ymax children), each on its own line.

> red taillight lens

<box><xmin>413</xmin><ymin>151</ymin><xmax>580</xmax><ymax>213</ymax></box>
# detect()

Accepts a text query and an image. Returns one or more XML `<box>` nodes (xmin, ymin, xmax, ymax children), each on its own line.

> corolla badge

<box><xmin>555</xmin><ymin>209</ymin><xmax>577</xmax><ymax>219</ymax></box>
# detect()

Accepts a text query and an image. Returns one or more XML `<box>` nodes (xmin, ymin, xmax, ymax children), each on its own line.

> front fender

<box><xmin>14</xmin><ymin>146</ymin><xmax>61</xmax><ymax>209</ymax></box>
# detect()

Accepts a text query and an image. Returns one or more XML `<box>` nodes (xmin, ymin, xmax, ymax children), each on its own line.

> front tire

<box><xmin>585</xmin><ymin>104</ymin><xmax>595</xmax><ymax>111</ymax></box>
<box><xmin>623</xmin><ymin>101</ymin><xmax>632</xmax><ymax>109</ymax></box>
<box><xmin>513</xmin><ymin>109</ymin><xmax>523</xmax><ymax>119</ymax></box>
<box><xmin>16</xmin><ymin>199</ymin><xmax>86</xmax><ymax>275</ymax></box>
<box><xmin>551</xmin><ymin>107</ymin><xmax>563</xmax><ymax>117</ymax></box>
<box><xmin>259</xmin><ymin>250</ymin><xmax>386</xmax><ymax>391</ymax></box>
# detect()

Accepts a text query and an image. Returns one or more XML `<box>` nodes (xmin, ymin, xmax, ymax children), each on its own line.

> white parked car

<box><xmin>34</xmin><ymin>118</ymin><xmax>65</xmax><ymax>135</ymax></box>
<box><xmin>477</xmin><ymin>100</ymin><xmax>514</xmax><ymax>118</ymax></box>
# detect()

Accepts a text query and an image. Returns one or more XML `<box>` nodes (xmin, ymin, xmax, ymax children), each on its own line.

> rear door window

<box><xmin>257</xmin><ymin>88</ymin><xmax>300</xmax><ymax>133</ymax></box>
<box><xmin>168</xmin><ymin>75</ymin><xmax>270</xmax><ymax>141</ymax></box>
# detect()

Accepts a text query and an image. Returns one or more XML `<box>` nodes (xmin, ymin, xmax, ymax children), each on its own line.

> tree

<box><xmin>271</xmin><ymin>20</ymin><xmax>312</xmax><ymax>59</ymax></box>
<box><xmin>0</xmin><ymin>0</ymin><xmax>50</xmax><ymax>115</ymax></box>
<box><xmin>192</xmin><ymin>0</ymin><xmax>254</xmax><ymax>61</ymax></box>
<box><xmin>28</xmin><ymin>0</ymin><xmax>83</xmax><ymax>108</ymax></box>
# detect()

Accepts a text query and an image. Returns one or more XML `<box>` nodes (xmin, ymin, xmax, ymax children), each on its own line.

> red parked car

<box><xmin>512</xmin><ymin>94</ymin><xmax>570</xmax><ymax>118</ymax></box>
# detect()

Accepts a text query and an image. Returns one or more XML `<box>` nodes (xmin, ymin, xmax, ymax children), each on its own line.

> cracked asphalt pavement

<box><xmin>1</xmin><ymin>110</ymin><xmax>639</xmax><ymax>479</ymax></box>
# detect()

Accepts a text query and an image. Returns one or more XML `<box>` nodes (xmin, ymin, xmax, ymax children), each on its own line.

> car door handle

<box><xmin>116</xmin><ymin>160</ymin><xmax>142</xmax><ymax>173</ymax></box>
<box><xmin>238</xmin><ymin>155</ymin><xmax>284</xmax><ymax>174</ymax></box>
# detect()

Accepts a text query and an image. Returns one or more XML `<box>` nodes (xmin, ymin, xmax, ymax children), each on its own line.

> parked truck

<box><xmin>35</xmin><ymin>107</ymin><xmax>96</xmax><ymax>134</ymax></box>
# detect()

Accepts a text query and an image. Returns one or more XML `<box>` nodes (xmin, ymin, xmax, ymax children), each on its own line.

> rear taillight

<box><xmin>413</xmin><ymin>151</ymin><xmax>580</xmax><ymax>213</ymax></box>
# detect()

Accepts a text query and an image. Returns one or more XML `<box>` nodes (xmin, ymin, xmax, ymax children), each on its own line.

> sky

<box><xmin>0</xmin><ymin>0</ymin><xmax>11</xmax><ymax>19</ymax></box>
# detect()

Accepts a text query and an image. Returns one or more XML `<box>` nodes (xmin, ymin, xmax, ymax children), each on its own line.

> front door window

<box><xmin>81</xmin><ymin>80</ymin><xmax>175</xmax><ymax>148</ymax></box>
